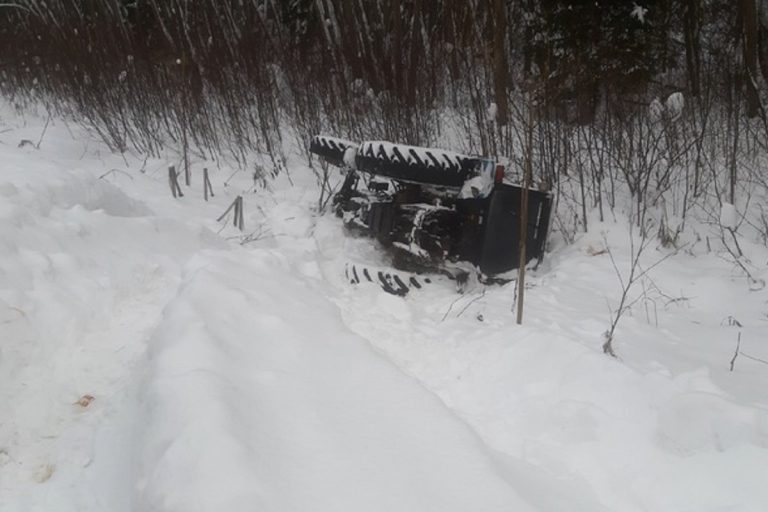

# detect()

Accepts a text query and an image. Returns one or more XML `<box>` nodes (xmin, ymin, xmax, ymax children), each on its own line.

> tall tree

<box><xmin>741</xmin><ymin>0</ymin><xmax>761</xmax><ymax>118</ymax></box>
<box><xmin>492</xmin><ymin>0</ymin><xmax>509</xmax><ymax>125</ymax></box>
<box><xmin>684</xmin><ymin>0</ymin><xmax>702</xmax><ymax>96</ymax></box>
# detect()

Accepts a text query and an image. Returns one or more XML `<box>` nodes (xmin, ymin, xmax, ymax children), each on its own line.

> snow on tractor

<box><xmin>310</xmin><ymin>135</ymin><xmax>553</xmax><ymax>295</ymax></box>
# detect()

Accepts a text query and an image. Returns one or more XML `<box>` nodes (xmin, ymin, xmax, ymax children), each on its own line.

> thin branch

<box><xmin>741</xmin><ymin>352</ymin><xmax>768</xmax><ymax>366</ymax></box>
<box><xmin>730</xmin><ymin>331</ymin><xmax>741</xmax><ymax>371</ymax></box>
<box><xmin>0</xmin><ymin>3</ymin><xmax>31</xmax><ymax>12</ymax></box>
<box><xmin>457</xmin><ymin>289</ymin><xmax>486</xmax><ymax>318</ymax></box>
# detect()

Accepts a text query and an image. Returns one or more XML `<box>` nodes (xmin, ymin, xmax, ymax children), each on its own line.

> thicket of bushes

<box><xmin>1</xmin><ymin>1</ymin><xmax>767</xmax><ymax>251</ymax></box>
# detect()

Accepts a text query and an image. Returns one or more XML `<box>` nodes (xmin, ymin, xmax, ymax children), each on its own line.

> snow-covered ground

<box><xmin>1</xmin><ymin>104</ymin><xmax>767</xmax><ymax>511</ymax></box>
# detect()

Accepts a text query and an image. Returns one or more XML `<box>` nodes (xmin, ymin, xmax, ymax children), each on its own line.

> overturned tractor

<box><xmin>310</xmin><ymin>135</ymin><xmax>552</xmax><ymax>294</ymax></box>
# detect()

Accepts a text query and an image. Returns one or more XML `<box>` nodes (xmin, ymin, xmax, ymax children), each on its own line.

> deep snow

<box><xmin>1</xmin><ymin>104</ymin><xmax>767</xmax><ymax>511</ymax></box>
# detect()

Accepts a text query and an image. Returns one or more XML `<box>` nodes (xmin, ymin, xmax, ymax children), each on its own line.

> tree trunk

<box><xmin>390</xmin><ymin>0</ymin><xmax>403</xmax><ymax>98</ymax></box>
<box><xmin>741</xmin><ymin>0</ymin><xmax>760</xmax><ymax>118</ymax></box>
<box><xmin>684</xmin><ymin>0</ymin><xmax>701</xmax><ymax>96</ymax></box>
<box><xmin>492</xmin><ymin>0</ymin><xmax>509</xmax><ymax>125</ymax></box>
<box><xmin>758</xmin><ymin>12</ymin><xmax>768</xmax><ymax>85</ymax></box>
<box><xmin>406</xmin><ymin>0</ymin><xmax>422</xmax><ymax>110</ymax></box>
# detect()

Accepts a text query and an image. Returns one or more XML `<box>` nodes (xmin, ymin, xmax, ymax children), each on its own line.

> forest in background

<box><xmin>1</xmin><ymin>0</ymin><xmax>768</xmax><ymax>253</ymax></box>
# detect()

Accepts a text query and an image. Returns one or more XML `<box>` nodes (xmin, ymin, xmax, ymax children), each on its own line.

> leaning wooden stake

<box><xmin>203</xmin><ymin>168</ymin><xmax>214</xmax><ymax>201</ymax></box>
<box><xmin>168</xmin><ymin>165</ymin><xmax>184</xmax><ymax>198</ymax></box>
<box><xmin>217</xmin><ymin>195</ymin><xmax>244</xmax><ymax>231</ymax></box>
<box><xmin>516</xmin><ymin>95</ymin><xmax>533</xmax><ymax>325</ymax></box>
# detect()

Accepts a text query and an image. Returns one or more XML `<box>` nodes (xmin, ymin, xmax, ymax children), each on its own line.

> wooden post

<box><xmin>217</xmin><ymin>196</ymin><xmax>243</xmax><ymax>231</ymax></box>
<box><xmin>516</xmin><ymin>94</ymin><xmax>533</xmax><ymax>325</ymax></box>
<box><xmin>168</xmin><ymin>166</ymin><xmax>176</xmax><ymax>197</ymax></box>
<box><xmin>239</xmin><ymin>197</ymin><xmax>244</xmax><ymax>230</ymax></box>
<box><xmin>203</xmin><ymin>168</ymin><xmax>208</xmax><ymax>201</ymax></box>
<box><xmin>203</xmin><ymin>168</ymin><xmax>214</xmax><ymax>201</ymax></box>
<box><xmin>233</xmin><ymin>197</ymin><xmax>241</xmax><ymax>230</ymax></box>
<box><xmin>168</xmin><ymin>165</ymin><xmax>183</xmax><ymax>198</ymax></box>
<box><xmin>236</xmin><ymin>196</ymin><xmax>244</xmax><ymax>231</ymax></box>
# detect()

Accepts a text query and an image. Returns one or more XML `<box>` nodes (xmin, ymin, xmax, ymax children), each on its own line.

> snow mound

<box><xmin>665</xmin><ymin>92</ymin><xmax>685</xmax><ymax>119</ymax></box>
<box><xmin>137</xmin><ymin>250</ymin><xmax>536</xmax><ymax>512</ymax></box>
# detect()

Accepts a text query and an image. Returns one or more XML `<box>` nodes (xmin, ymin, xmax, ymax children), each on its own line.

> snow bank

<box><xmin>335</xmin><ymin>226</ymin><xmax>768</xmax><ymax>512</ymax></box>
<box><xmin>665</xmin><ymin>92</ymin><xmax>685</xmax><ymax>119</ymax></box>
<box><xmin>137</xmin><ymin>249</ymin><xmax>536</xmax><ymax>512</ymax></box>
<box><xmin>649</xmin><ymin>92</ymin><xmax>685</xmax><ymax>122</ymax></box>
<box><xmin>0</xmin><ymin>110</ymin><xmax>226</xmax><ymax>511</ymax></box>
